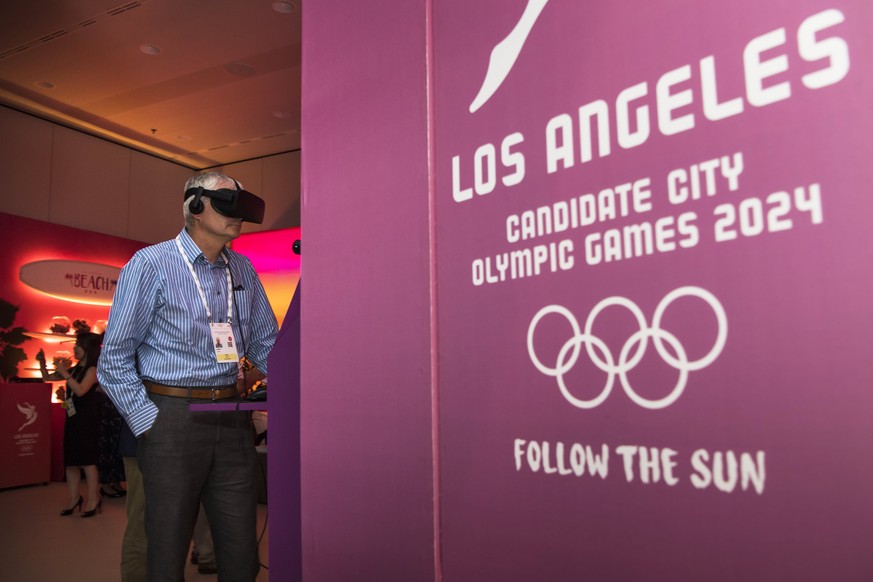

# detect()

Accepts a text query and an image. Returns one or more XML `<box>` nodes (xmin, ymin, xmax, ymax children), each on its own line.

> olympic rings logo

<box><xmin>527</xmin><ymin>286</ymin><xmax>727</xmax><ymax>410</ymax></box>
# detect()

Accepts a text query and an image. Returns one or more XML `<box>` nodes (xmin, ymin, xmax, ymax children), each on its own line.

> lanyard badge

<box><xmin>176</xmin><ymin>237</ymin><xmax>240</xmax><ymax>363</ymax></box>
<box><xmin>210</xmin><ymin>322</ymin><xmax>239</xmax><ymax>362</ymax></box>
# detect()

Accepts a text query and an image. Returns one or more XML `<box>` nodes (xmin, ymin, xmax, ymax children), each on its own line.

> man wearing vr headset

<box><xmin>99</xmin><ymin>171</ymin><xmax>278</xmax><ymax>581</ymax></box>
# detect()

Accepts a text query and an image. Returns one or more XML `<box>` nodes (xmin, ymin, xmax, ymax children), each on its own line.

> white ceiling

<box><xmin>0</xmin><ymin>0</ymin><xmax>301</xmax><ymax>170</ymax></box>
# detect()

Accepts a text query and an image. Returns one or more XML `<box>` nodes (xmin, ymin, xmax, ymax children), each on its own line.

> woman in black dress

<box><xmin>37</xmin><ymin>332</ymin><xmax>104</xmax><ymax>517</ymax></box>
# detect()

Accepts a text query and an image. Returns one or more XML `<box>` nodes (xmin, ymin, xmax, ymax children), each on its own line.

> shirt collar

<box><xmin>176</xmin><ymin>229</ymin><xmax>228</xmax><ymax>267</ymax></box>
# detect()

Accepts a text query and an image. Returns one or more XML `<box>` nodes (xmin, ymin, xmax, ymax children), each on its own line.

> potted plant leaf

<box><xmin>0</xmin><ymin>298</ymin><xmax>30</xmax><ymax>381</ymax></box>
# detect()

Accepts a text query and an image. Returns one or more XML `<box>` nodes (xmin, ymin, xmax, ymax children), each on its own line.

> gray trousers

<box><xmin>139</xmin><ymin>394</ymin><xmax>259</xmax><ymax>581</ymax></box>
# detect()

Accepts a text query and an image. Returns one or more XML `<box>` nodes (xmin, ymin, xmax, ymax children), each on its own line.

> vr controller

<box><xmin>185</xmin><ymin>182</ymin><xmax>265</xmax><ymax>224</ymax></box>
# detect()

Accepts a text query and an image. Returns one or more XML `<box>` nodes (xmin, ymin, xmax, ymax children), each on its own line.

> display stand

<box><xmin>266</xmin><ymin>281</ymin><xmax>301</xmax><ymax>581</ymax></box>
<box><xmin>0</xmin><ymin>382</ymin><xmax>52</xmax><ymax>489</ymax></box>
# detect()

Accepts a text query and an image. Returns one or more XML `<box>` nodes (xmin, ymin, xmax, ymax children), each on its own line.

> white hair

<box><xmin>182</xmin><ymin>171</ymin><xmax>242</xmax><ymax>224</ymax></box>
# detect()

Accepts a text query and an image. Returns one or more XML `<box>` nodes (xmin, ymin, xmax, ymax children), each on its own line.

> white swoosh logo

<box><xmin>469</xmin><ymin>0</ymin><xmax>549</xmax><ymax>113</ymax></box>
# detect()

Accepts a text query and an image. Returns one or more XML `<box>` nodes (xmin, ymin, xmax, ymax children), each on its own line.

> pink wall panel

<box><xmin>300</xmin><ymin>2</ymin><xmax>436</xmax><ymax>581</ymax></box>
<box><xmin>301</xmin><ymin>1</ymin><xmax>873</xmax><ymax>580</ymax></box>
<box><xmin>433</xmin><ymin>1</ymin><xmax>873</xmax><ymax>580</ymax></box>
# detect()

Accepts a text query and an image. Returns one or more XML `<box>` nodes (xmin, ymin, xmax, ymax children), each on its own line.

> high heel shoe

<box><xmin>81</xmin><ymin>498</ymin><xmax>102</xmax><ymax>518</ymax></box>
<box><xmin>60</xmin><ymin>495</ymin><xmax>83</xmax><ymax>516</ymax></box>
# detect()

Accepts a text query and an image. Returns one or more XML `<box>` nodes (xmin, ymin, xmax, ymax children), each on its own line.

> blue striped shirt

<box><xmin>97</xmin><ymin>229</ymin><xmax>278</xmax><ymax>436</ymax></box>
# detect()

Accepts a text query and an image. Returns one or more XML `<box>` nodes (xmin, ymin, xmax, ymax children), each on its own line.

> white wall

<box><xmin>0</xmin><ymin>106</ymin><xmax>300</xmax><ymax>243</ymax></box>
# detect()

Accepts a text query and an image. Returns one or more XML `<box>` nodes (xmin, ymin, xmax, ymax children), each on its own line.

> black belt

<box><xmin>144</xmin><ymin>381</ymin><xmax>237</xmax><ymax>400</ymax></box>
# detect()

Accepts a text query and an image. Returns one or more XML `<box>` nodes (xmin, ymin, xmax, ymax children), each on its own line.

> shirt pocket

<box><xmin>158</xmin><ymin>288</ymin><xmax>200</xmax><ymax>347</ymax></box>
<box><xmin>232</xmin><ymin>288</ymin><xmax>253</xmax><ymax>327</ymax></box>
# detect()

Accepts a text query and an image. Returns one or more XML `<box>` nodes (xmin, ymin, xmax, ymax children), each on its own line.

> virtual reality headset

<box><xmin>184</xmin><ymin>182</ymin><xmax>265</xmax><ymax>224</ymax></box>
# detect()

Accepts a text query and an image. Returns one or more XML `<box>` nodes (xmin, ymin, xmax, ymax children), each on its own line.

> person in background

<box><xmin>99</xmin><ymin>171</ymin><xmax>277</xmax><ymax>581</ymax></box>
<box><xmin>37</xmin><ymin>332</ymin><xmax>105</xmax><ymax>517</ymax></box>
<box><xmin>118</xmin><ymin>423</ymin><xmax>145</xmax><ymax>582</ymax></box>
<box><xmin>98</xmin><ymin>393</ymin><xmax>127</xmax><ymax>498</ymax></box>
<box><xmin>190</xmin><ymin>505</ymin><xmax>218</xmax><ymax>575</ymax></box>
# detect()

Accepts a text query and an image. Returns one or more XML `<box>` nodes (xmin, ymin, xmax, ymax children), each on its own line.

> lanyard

<box><xmin>175</xmin><ymin>238</ymin><xmax>233</xmax><ymax>324</ymax></box>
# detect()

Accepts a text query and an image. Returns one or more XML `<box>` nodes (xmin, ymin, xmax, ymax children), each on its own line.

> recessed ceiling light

<box><xmin>176</xmin><ymin>135</ymin><xmax>192</xmax><ymax>142</ymax></box>
<box><xmin>34</xmin><ymin>81</ymin><xmax>55</xmax><ymax>89</ymax></box>
<box><xmin>139</xmin><ymin>44</ymin><xmax>162</xmax><ymax>56</ymax></box>
<box><xmin>272</xmin><ymin>1</ymin><xmax>296</xmax><ymax>14</ymax></box>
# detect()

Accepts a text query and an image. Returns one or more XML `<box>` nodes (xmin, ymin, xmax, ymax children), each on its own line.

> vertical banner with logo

<box><xmin>0</xmin><ymin>383</ymin><xmax>51</xmax><ymax>489</ymax></box>
<box><xmin>434</xmin><ymin>1</ymin><xmax>872</xmax><ymax>579</ymax></box>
